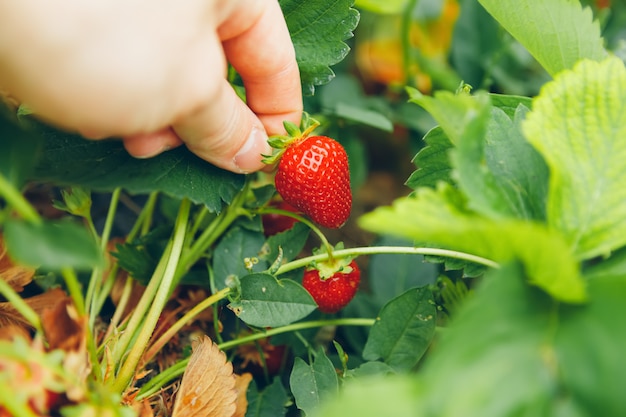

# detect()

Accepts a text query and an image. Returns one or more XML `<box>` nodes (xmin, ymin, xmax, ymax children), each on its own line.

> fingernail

<box><xmin>133</xmin><ymin>145</ymin><xmax>171</xmax><ymax>159</ymax></box>
<box><xmin>233</xmin><ymin>127</ymin><xmax>271</xmax><ymax>173</ymax></box>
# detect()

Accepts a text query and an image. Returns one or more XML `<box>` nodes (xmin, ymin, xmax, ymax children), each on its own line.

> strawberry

<box><xmin>303</xmin><ymin>260</ymin><xmax>361</xmax><ymax>314</ymax></box>
<box><xmin>264</xmin><ymin>114</ymin><xmax>352</xmax><ymax>229</ymax></box>
<box><xmin>262</xmin><ymin>201</ymin><xmax>300</xmax><ymax>236</ymax></box>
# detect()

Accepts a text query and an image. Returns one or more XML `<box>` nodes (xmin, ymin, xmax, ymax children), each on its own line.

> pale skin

<box><xmin>0</xmin><ymin>0</ymin><xmax>302</xmax><ymax>173</ymax></box>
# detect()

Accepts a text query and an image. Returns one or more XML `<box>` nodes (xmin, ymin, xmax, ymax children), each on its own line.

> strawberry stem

<box><xmin>274</xmin><ymin>246</ymin><xmax>500</xmax><ymax>276</ymax></box>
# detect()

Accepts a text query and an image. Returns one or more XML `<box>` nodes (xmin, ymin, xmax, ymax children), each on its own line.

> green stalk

<box><xmin>86</xmin><ymin>188</ymin><xmax>121</xmax><ymax>323</ymax></box>
<box><xmin>111</xmin><ymin>198</ymin><xmax>191</xmax><ymax>393</ymax></box>
<box><xmin>177</xmin><ymin>181</ymin><xmax>251</xmax><ymax>275</ymax></box>
<box><xmin>401</xmin><ymin>0</ymin><xmax>419</xmax><ymax>87</ymax></box>
<box><xmin>0</xmin><ymin>278</ymin><xmax>42</xmax><ymax>334</ymax></box>
<box><xmin>141</xmin><ymin>287</ymin><xmax>231</xmax><ymax>364</ymax></box>
<box><xmin>275</xmin><ymin>246</ymin><xmax>499</xmax><ymax>276</ymax></box>
<box><xmin>257</xmin><ymin>207</ymin><xmax>334</xmax><ymax>256</ymax></box>
<box><xmin>0</xmin><ymin>174</ymin><xmax>42</xmax><ymax>224</ymax></box>
<box><xmin>61</xmin><ymin>267</ymin><xmax>86</xmax><ymax>316</ymax></box>
<box><xmin>136</xmin><ymin>317</ymin><xmax>374</xmax><ymax>400</ymax></box>
<box><xmin>126</xmin><ymin>191</ymin><xmax>159</xmax><ymax>242</ymax></box>
<box><xmin>104</xmin><ymin>274</ymin><xmax>134</xmax><ymax>341</ymax></box>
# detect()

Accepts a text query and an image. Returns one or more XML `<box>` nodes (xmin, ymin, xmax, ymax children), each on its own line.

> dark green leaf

<box><xmin>345</xmin><ymin>361</ymin><xmax>395</xmax><ymax>380</ymax></box>
<box><xmin>281</xmin><ymin>0</ymin><xmax>360</xmax><ymax>95</ymax></box>
<box><xmin>262</xmin><ymin>222</ymin><xmax>310</xmax><ymax>264</ymax></box>
<box><xmin>246</xmin><ymin>379</ymin><xmax>288</xmax><ymax>417</ymax></box>
<box><xmin>213</xmin><ymin>227</ymin><xmax>268</xmax><ymax>290</ymax></box>
<box><xmin>405</xmin><ymin>126</ymin><xmax>454</xmax><ymax>190</ymax></box>
<box><xmin>368</xmin><ymin>235</ymin><xmax>438</xmax><ymax>305</ymax></box>
<box><xmin>450</xmin><ymin>0</ymin><xmax>501</xmax><ymax>88</ymax></box>
<box><xmin>0</xmin><ymin>113</ymin><xmax>42</xmax><ymax>189</ymax></box>
<box><xmin>29</xmin><ymin>122</ymin><xmax>244</xmax><ymax>212</ymax></box>
<box><xmin>290</xmin><ymin>349</ymin><xmax>339</xmax><ymax>415</ymax></box>
<box><xmin>227</xmin><ymin>273</ymin><xmax>317</xmax><ymax>327</ymax></box>
<box><xmin>4</xmin><ymin>218</ymin><xmax>102</xmax><ymax>270</ymax></box>
<box><xmin>112</xmin><ymin>225</ymin><xmax>170</xmax><ymax>283</ymax></box>
<box><xmin>362</xmin><ymin>287</ymin><xmax>436</xmax><ymax>371</ymax></box>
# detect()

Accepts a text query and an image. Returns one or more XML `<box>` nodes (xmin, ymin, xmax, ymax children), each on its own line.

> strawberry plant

<box><xmin>1</xmin><ymin>0</ymin><xmax>626</xmax><ymax>416</ymax></box>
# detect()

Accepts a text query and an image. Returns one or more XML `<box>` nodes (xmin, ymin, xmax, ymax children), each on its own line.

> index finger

<box><xmin>221</xmin><ymin>0</ymin><xmax>303</xmax><ymax>134</ymax></box>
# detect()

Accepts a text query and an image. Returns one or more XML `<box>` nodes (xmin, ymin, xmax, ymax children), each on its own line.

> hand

<box><xmin>0</xmin><ymin>0</ymin><xmax>302</xmax><ymax>173</ymax></box>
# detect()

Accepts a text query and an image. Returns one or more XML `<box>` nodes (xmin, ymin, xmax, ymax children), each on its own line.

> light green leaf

<box><xmin>420</xmin><ymin>264</ymin><xmax>626</xmax><ymax>416</ymax></box>
<box><xmin>354</xmin><ymin>0</ymin><xmax>407</xmax><ymax>14</ymax></box>
<box><xmin>523</xmin><ymin>57</ymin><xmax>626</xmax><ymax>260</ymax></box>
<box><xmin>362</xmin><ymin>287</ymin><xmax>436</xmax><ymax>371</ymax></box>
<box><xmin>478</xmin><ymin>0</ymin><xmax>606</xmax><ymax>76</ymax></box>
<box><xmin>290</xmin><ymin>350</ymin><xmax>339</xmax><ymax>416</ymax></box>
<box><xmin>405</xmin><ymin>126</ymin><xmax>454</xmax><ymax>190</ymax></box>
<box><xmin>484</xmin><ymin>105</ymin><xmax>549</xmax><ymax>220</ymax></box>
<box><xmin>227</xmin><ymin>273</ymin><xmax>317</xmax><ymax>327</ymax></box>
<box><xmin>358</xmin><ymin>185</ymin><xmax>587</xmax><ymax>303</ymax></box>
<box><xmin>280</xmin><ymin>0</ymin><xmax>360</xmax><ymax>95</ymax></box>
<box><xmin>4</xmin><ymin>218</ymin><xmax>102</xmax><ymax>270</ymax></box>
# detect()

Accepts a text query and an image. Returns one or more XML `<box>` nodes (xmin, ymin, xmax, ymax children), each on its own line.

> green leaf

<box><xmin>246</xmin><ymin>379</ymin><xmax>288</xmax><ymax>417</ymax></box>
<box><xmin>489</xmin><ymin>93</ymin><xmax>533</xmax><ymax>118</ymax></box>
<box><xmin>213</xmin><ymin>227</ymin><xmax>268</xmax><ymax>290</ymax></box>
<box><xmin>484</xmin><ymin>105</ymin><xmax>549</xmax><ymax>220</ymax></box>
<box><xmin>227</xmin><ymin>273</ymin><xmax>317</xmax><ymax>327</ymax></box>
<box><xmin>333</xmin><ymin>102</ymin><xmax>393</xmax><ymax>132</ymax></box>
<box><xmin>354</xmin><ymin>0</ymin><xmax>407</xmax><ymax>14</ymax></box>
<box><xmin>0</xmin><ymin>113</ymin><xmax>42</xmax><ymax>189</ymax></box>
<box><xmin>368</xmin><ymin>235</ymin><xmax>438</xmax><ymax>305</ymax></box>
<box><xmin>523</xmin><ymin>57</ymin><xmax>626</xmax><ymax>260</ymax></box>
<box><xmin>4</xmin><ymin>218</ymin><xmax>102</xmax><ymax>270</ymax></box>
<box><xmin>289</xmin><ymin>349</ymin><xmax>339</xmax><ymax>416</ymax></box>
<box><xmin>281</xmin><ymin>0</ymin><xmax>360</xmax><ymax>95</ymax></box>
<box><xmin>30</xmin><ymin>122</ymin><xmax>244</xmax><ymax>212</ymax></box>
<box><xmin>477</xmin><ymin>0</ymin><xmax>606</xmax><ymax>76</ymax></box>
<box><xmin>261</xmin><ymin>222</ymin><xmax>310</xmax><ymax>265</ymax></box>
<box><xmin>409</xmin><ymin>88</ymin><xmax>549</xmax><ymax>221</ymax></box>
<box><xmin>418</xmin><ymin>263</ymin><xmax>626</xmax><ymax>416</ymax></box>
<box><xmin>311</xmin><ymin>374</ymin><xmax>421</xmax><ymax>417</ymax></box>
<box><xmin>358</xmin><ymin>185</ymin><xmax>587</xmax><ymax>303</ymax></box>
<box><xmin>362</xmin><ymin>287</ymin><xmax>436</xmax><ymax>371</ymax></box>
<box><xmin>405</xmin><ymin>126</ymin><xmax>454</xmax><ymax>190</ymax></box>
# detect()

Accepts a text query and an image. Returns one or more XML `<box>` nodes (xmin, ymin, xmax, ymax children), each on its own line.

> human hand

<box><xmin>0</xmin><ymin>0</ymin><xmax>302</xmax><ymax>173</ymax></box>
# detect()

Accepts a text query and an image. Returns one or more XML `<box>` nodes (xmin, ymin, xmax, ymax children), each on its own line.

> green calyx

<box><xmin>308</xmin><ymin>242</ymin><xmax>355</xmax><ymax>280</ymax></box>
<box><xmin>262</xmin><ymin>112</ymin><xmax>321</xmax><ymax>165</ymax></box>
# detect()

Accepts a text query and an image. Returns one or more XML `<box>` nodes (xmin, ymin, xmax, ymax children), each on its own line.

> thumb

<box><xmin>172</xmin><ymin>78</ymin><xmax>272</xmax><ymax>174</ymax></box>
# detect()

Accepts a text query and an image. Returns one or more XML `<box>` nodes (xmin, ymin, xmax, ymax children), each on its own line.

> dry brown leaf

<box><xmin>41</xmin><ymin>298</ymin><xmax>90</xmax><ymax>401</ymax></box>
<box><xmin>0</xmin><ymin>288</ymin><xmax>67</xmax><ymax>339</ymax></box>
<box><xmin>0</xmin><ymin>233</ymin><xmax>35</xmax><ymax>292</ymax></box>
<box><xmin>232</xmin><ymin>373</ymin><xmax>252</xmax><ymax>417</ymax></box>
<box><xmin>171</xmin><ymin>335</ymin><xmax>237</xmax><ymax>417</ymax></box>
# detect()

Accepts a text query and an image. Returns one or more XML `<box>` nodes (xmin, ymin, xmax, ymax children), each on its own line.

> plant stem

<box><xmin>178</xmin><ymin>181</ymin><xmax>250</xmax><ymax>275</ymax></box>
<box><xmin>126</xmin><ymin>191</ymin><xmax>159</xmax><ymax>242</ymax></box>
<box><xmin>218</xmin><ymin>317</ymin><xmax>375</xmax><ymax>350</ymax></box>
<box><xmin>86</xmin><ymin>188</ymin><xmax>120</xmax><ymax>323</ymax></box>
<box><xmin>110</xmin><ymin>198</ymin><xmax>191</xmax><ymax>393</ymax></box>
<box><xmin>0</xmin><ymin>278</ymin><xmax>42</xmax><ymax>334</ymax></box>
<box><xmin>0</xmin><ymin>174</ymin><xmax>42</xmax><ymax>224</ymax></box>
<box><xmin>141</xmin><ymin>287</ymin><xmax>231</xmax><ymax>364</ymax></box>
<box><xmin>275</xmin><ymin>246</ymin><xmax>499</xmax><ymax>276</ymax></box>
<box><xmin>104</xmin><ymin>274</ymin><xmax>134</xmax><ymax>341</ymax></box>
<box><xmin>61</xmin><ymin>267</ymin><xmax>85</xmax><ymax>316</ymax></box>
<box><xmin>256</xmin><ymin>207</ymin><xmax>334</xmax><ymax>255</ymax></box>
<box><xmin>401</xmin><ymin>0</ymin><xmax>419</xmax><ymax>87</ymax></box>
<box><xmin>136</xmin><ymin>317</ymin><xmax>374</xmax><ymax>400</ymax></box>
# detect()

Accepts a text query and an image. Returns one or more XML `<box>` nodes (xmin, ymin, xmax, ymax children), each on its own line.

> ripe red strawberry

<box><xmin>274</xmin><ymin>135</ymin><xmax>352</xmax><ymax>228</ymax></box>
<box><xmin>303</xmin><ymin>260</ymin><xmax>361</xmax><ymax>313</ymax></box>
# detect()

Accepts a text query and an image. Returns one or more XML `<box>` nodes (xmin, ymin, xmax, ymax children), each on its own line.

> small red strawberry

<box><xmin>262</xmin><ymin>201</ymin><xmax>300</xmax><ymax>236</ymax></box>
<box><xmin>264</xmin><ymin>114</ymin><xmax>352</xmax><ymax>229</ymax></box>
<box><xmin>303</xmin><ymin>259</ymin><xmax>361</xmax><ymax>314</ymax></box>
